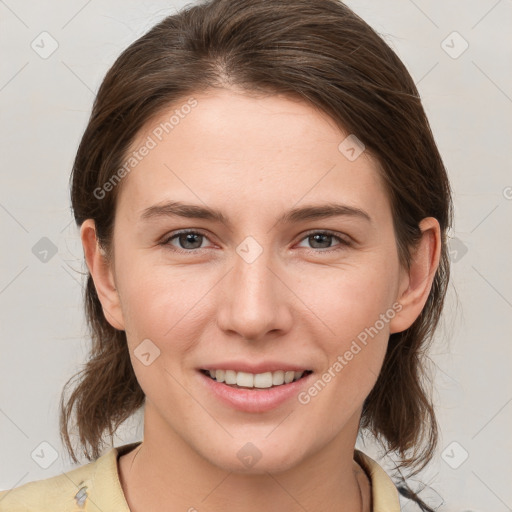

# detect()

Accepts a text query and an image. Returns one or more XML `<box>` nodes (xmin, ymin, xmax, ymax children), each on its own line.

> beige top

<box><xmin>0</xmin><ymin>442</ymin><xmax>400</xmax><ymax>511</ymax></box>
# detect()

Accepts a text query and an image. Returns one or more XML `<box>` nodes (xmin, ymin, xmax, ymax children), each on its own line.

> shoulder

<box><xmin>0</xmin><ymin>459</ymin><xmax>97</xmax><ymax>512</ymax></box>
<box><xmin>0</xmin><ymin>442</ymin><xmax>139</xmax><ymax>512</ymax></box>
<box><xmin>354</xmin><ymin>450</ymin><xmax>442</xmax><ymax>512</ymax></box>
<box><xmin>354</xmin><ymin>449</ymin><xmax>401</xmax><ymax>512</ymax></box>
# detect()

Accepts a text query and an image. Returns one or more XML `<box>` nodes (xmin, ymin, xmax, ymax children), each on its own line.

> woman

<box><xmin>0</xmin><ymin>0</ymin><xmax>452</xmax><ymax>510</ymax></box>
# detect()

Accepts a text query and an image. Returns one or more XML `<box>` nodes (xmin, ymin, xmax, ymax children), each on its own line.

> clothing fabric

<box><xmin>0</xmin><ymin>442</ymin><xmax>400</xmax><ymax>511</ymax></box>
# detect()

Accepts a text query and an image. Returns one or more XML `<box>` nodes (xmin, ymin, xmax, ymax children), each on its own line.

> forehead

<box><xmin>116</xmin><ymin>89</ymin><xmax>389</xmax><ymax>222</ymax></box>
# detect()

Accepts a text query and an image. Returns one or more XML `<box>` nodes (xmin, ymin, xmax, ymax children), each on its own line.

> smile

<box><xmin>198</xmin><ymin>368</ymin><xmax>314</xmax><ymax>413</ymax></box>
<box><xmin>200</xmin><ymin>369</ymin><xmax>313</xmax><ymax>389</ymax></box>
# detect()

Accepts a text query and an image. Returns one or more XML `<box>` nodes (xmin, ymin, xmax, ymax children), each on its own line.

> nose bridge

<box><xmin>217</xmin><ymin>236</ymin><xmax>291</xmax><ymax>340</ymax></box>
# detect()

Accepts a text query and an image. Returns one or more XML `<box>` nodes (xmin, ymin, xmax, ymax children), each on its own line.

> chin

<box><xmin>197</xmin><ymin>438</ymin><xmax>309</xmax><ymax>475</ymax></box>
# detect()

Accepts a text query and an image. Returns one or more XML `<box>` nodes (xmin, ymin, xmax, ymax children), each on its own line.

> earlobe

<box><xmin>389</xmin><ymin>217</ymin><xmax>441</xmax><ymax>334</ymax></box>
<box><xmin>80</xmin><ymin>219</ymin><xmax>125</xmax><ymax>331</ymax></box>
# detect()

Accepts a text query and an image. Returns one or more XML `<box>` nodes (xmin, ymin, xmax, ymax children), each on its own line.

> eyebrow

<box><xmin>140</xmin><ymin>200</ymin><xmax>371</xmax><ymax>228</ymax></box>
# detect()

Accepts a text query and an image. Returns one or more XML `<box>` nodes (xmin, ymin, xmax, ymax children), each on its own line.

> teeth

<box><xmin>272</xmin><ymin>370</ymin><xmax>284</xmax><ymax>386</ymax></box>
<box><xmin>236</xmin><ymin>371</ymin><xmax>254</xmax><ymax>387</ymax></box>
<box><xmin>225</xmin><ymin>370</ymin><xmax>237</xmax><ymax>385</ymax></box>
<box><xmin>206</xmin><ymin>369</ymin><xmax>308</xmax><ymax>388</ymax></box>
<box><xmin>284</xmin><ymin>371</ymin><xmax>295</xmax><ymax>384</ymax></box>
<box><xmin>254</xmin><ymin>372</ymin><xmax>272</xmax><ymax>388</ymax></box>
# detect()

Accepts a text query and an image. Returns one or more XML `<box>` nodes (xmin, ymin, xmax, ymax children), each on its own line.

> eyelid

<box><xmin>160</xmin><ymin>229</ymin><xmax>214</xmax><ymax>250</ymax></box>
<box><xmin>161</xmin><ymin>228</ymin><xmax>353</xmax><ymax>253</ymax></box>
<box><xmin>298</xmin><ymin>229</ymin><xmax>352</xmax><ymax>244</ymax></box>
<box><xmin>295</xmin><ymin>229</ymin><xmax>353</xmax><ymax>252</ymax></box>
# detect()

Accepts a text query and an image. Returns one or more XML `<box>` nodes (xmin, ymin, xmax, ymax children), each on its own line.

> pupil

<box><xmin>311</xmin><ymin>234</ymin><xmax>330</xmax><ymax>248</ymax></box>
<box><xmin>181</xmin><ymin>233</ymin><xmax>201</xmax><ymax>249</ymax></box>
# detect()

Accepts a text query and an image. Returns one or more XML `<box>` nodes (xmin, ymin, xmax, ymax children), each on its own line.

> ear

<box><xmin>80</xmin><ymin>219</ymin><xmax>125</xmax><ymax>331</ymax></box>
<box><xmin>389</xmin><ymin>217</ymin><xmax>441</xmax><ymax>334</ymax></box>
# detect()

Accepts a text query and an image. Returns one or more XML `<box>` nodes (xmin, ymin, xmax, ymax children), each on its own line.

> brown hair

<box><xmin>61</xmin><ymin>0</ymin><xmax>452</xmax><ymax>491</ymax></box>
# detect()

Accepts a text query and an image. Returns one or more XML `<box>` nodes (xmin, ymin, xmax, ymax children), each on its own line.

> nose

<box><xmin>216</xmin><ymin>245</ymin><xmax>294</xmax><ymax>342</ymax></box>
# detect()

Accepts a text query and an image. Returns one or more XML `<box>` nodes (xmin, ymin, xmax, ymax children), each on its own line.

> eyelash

<box><xmin>160</xmin><ymin>229</ymin><xmax>352</xmax><ymax>255</ymax></box>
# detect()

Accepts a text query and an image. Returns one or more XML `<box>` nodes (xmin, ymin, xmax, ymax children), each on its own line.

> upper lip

<box><xmin>200</xmin><ymin>361</ymin><xmax>313</xmax><ymax>374</ymax></box>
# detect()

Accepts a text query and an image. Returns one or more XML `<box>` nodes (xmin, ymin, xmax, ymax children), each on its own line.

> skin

<box><xmin>81</xmin><ymin>88</ymin><xmax>441</xmax><ymax>512</ymax></box>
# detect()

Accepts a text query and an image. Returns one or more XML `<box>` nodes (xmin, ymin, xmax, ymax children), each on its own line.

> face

<box><xmin>94</xmin><ymin>88</ymin><xmax>414</xmax><ymax>473</ymax></box>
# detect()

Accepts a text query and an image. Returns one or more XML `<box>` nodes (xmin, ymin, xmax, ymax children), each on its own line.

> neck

<box><xmin>118</xmin><ymin>407</ymin><xmax>370</xmax><ymax>512</ymax></box>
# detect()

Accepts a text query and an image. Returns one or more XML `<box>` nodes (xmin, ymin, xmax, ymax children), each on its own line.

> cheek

<box><xmin>115</xmin><ymin>255</ymin><xmax>219</xmax><ymax>368</ymax></box>
<box><xmin>296</xmin><ymin>268</ymin><xmax>394</xmax><ymax>418</ymax></box>
<box><xmin>304</xmin><ymin>260</ymin><xmax>399</xmax><ymax>341</ymax></box>
<box><xmin>299</xmin><ymin>259</ymin><xmax>398</xmax><ymax>399</ymax></box>
<box><xmin>297</xmin><ymin>331</ymin><xmax>387</xmax><ymax>439</ymax></box>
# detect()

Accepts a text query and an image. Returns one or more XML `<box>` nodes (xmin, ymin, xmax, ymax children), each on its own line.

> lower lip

<box><xmin>198</xmin><ymin>371</ymin><xmax>313</xmax><ymax>413</ymax></box>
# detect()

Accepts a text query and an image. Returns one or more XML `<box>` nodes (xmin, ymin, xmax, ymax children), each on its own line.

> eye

<box><xmin>296</xmin><ymin>230</ymin><xmax>350</xmax><ymax>252</ymax></box>
<box><xmin>160</xmin><ymin>229</ymin><xmax>351</xmax><ymax>254</ymax></box>
<box><xmin>161</xmin><ymin>230</ymin><xmax>211</xmax><ymax>252</ymax></box>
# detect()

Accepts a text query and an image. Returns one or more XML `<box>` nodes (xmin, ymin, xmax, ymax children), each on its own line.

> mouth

<box><xmin>200</xmin><ymin>368</ymin><xmax>313</xmax><ymax>389</ymax></box>
<box><xmin>198</xmin><ymin>367</ymin><xmax>315</xmax><ymax>413</ymax></box>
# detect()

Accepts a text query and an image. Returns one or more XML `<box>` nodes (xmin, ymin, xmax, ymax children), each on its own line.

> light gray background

<box><xmin>1</xmin><ymin>1</ymin><xmax>511</xmax><ymax>510</ymax></box>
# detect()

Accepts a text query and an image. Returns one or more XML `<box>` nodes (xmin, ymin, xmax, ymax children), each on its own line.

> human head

<box><xmin>61</xmin><ymin>0</ymin><xmax>452</xmax><ymax>477</ymax></box>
